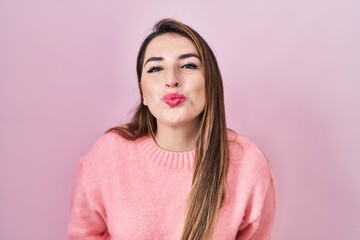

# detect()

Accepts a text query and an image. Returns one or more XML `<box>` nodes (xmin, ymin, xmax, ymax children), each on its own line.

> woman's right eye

<box><xmin>147</xmin><ymin>66</ymin><xmax>163</xmax><ymax>73</ymax></box>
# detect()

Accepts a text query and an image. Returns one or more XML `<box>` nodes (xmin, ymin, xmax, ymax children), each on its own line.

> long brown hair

<box><xmin>107</xmin><ymin>18</ymin><xmax>229</xmax><ymax>240</ymax></box>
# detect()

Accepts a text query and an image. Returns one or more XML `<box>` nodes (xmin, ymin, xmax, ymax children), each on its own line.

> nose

<box><xmin>165</xmin><ymin>68</ymin><xmax>180</xmax><ymax>88</ymax></box>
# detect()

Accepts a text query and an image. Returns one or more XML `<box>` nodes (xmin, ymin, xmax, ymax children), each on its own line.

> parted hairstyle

<box><xmin>107</xmin><ymin>18</ymin><xmax>229</xmax><ymax>240</ymax></box>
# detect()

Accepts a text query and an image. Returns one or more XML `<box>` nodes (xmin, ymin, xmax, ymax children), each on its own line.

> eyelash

<box><xmin>181</xmin><ymin>63</ymin><xmax>198</xmax><ymax>69</ymax></box>
<box><xmin>147</xmin><ymin>63</ymin><xmax>198</xmax><ymax>73</ymax></box>
<box><xmin>147</xmin><ymin>66</ymin><xmax>163</xmax><ymax>73</ymax></box>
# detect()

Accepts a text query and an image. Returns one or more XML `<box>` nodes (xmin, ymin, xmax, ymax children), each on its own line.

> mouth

<box><xmin>162</xmin><ymin>93</ymin><xmax>186</xmax><ymax>107</ymax></box>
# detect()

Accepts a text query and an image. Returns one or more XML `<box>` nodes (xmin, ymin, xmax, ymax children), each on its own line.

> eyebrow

<box><xmin>143</xmin><ymin>53</ymin><xmax>201</xmax><ymax>67</ymax></box>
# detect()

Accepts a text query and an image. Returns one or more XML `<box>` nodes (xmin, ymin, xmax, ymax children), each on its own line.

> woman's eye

<box><xmin>147</xmin><ymin>66</ymin><xmax>163</xmax><ymax>73</ymax></box>
<box><xmin>181</xmin><ymin>63</ymin><xmax>198</xmax><ymax>69</ymax></box>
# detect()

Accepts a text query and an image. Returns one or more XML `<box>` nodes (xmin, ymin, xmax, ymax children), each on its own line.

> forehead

<box><xmin>144</xmin><ymin>33</ymin><xmax>199</xmax><ymax>58</ymax></box>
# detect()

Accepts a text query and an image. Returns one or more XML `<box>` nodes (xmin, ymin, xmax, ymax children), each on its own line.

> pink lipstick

<box><xmin>162</xmin><ymin>93</ymin><xmax>186</xmax><ymax>107</ymax></box>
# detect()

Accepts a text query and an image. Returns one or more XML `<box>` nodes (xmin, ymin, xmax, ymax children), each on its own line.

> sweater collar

<box><xmin>136</xmin><ymin>135</ymin><xmax>195</xmax><ymax>169</ymax></box>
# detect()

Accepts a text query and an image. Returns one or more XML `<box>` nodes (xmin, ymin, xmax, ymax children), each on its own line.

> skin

<box><xmin>141</xmin><ymin>33</ymin><xmax>206</xmax><ymax>152</ymax></box>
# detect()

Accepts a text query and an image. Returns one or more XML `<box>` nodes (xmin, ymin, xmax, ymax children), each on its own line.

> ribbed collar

<box><xmin>136</xmin><ymin>136</ymin><xmax>195</xmax><ymax>170</ymax></box>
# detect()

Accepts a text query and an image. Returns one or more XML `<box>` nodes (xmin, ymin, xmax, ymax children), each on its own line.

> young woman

<box><xmin>67</xmin><ymin>18</ymin><xmax>276</xmax><ymax>240</ymax></box>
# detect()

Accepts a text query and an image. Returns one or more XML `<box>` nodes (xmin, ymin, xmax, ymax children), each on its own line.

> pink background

<box><xmin>1</xmin><ymin>0</ymin><xmax>359</xmax><ymax>239</ymax></box>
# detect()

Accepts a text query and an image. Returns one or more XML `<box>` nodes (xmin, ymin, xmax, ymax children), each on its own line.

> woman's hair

<box><xmin>107</xmin><ymin>18</ymin><xmax>229</xmax><ymax>240</ymax></box>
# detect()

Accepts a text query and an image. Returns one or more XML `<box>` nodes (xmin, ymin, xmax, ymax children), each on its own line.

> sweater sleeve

<box><xmin>67</xmin><ymin>158</ymin><xmax>108</xmax><ymax>240</ymax></box>
<box><xmin>236</xmin><ymin>178</ymin><xmax>276</xmax><ymax>240</ymax></box>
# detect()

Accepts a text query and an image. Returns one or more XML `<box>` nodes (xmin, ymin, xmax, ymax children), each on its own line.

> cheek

<box><xmin>141</xmin><ymin>81</ymin><xmax>158</xmax><ymax>105</ymax></box>
<box><xmin>187</xmin><ymin>79</ymin><xmax>206</xmax><ymax>112</ymax></box>
<box><xmin>199</xmin><ymin>90</ymin><xmax>206</xmax><ymax>111</ymax></box>
<box><xmin>197</xmin><ymin>81</ymin><xmax>206</xmax><ymax>106</ymax></box>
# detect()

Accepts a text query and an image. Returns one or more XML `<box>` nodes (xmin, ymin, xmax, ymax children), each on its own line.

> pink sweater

<box><xmin>67</xmin><ymin>131</ymin><xmax>276</xmax><ymax>240</ymax></box>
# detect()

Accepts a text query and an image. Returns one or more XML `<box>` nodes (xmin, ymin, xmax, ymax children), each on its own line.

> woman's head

<box><xmin>140</xmin><ymin>33</ymin><xmax>206</xmax><ymax>135</ymax></box>
<box><xmin>136</xmin><ymin>18</ymin><xmax>225</xmax><ymax>136</ymax></box>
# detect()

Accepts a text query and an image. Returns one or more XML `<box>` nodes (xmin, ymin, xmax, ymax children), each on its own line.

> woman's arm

<box><xmin>67</xmin><ymin>160</ymin><xmax>108</xmax><ymax>240</ymax></box>
<box><xmin>236</xmin><ymin>179</ymin><xmax>276</xmax><ymax>240</ymax></box>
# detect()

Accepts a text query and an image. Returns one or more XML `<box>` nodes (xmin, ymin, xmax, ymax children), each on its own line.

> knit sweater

<box><xmin>67</xmin><ymin>130</ymin><xmax>276</xmax><ymax>240</ymax></box>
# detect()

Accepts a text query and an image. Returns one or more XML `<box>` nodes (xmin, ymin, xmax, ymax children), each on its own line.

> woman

<box><xmin>68</xmin><ymin>18</ymin><xmax>276</xmax><ymax>240</ymax></box>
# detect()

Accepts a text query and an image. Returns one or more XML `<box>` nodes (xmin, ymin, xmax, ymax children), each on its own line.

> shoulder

<box><xmin>227</xmin><ymin>129</ymin><xmax>273</xmax><ymax>183</ymax></box>
<box><xmin>79</xmin><ymin>131</ymin><xmax>132</xmax><ymax>170</ymax></box>
<box><xmin>227</xmin><ymin>129</ymin><xmax>267</xmax><ymax>162</ymax></box>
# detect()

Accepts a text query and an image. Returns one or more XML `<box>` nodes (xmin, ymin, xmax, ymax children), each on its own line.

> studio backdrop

<box><xmin>0</xmin><ymin>0</ymin><xmax>359</xmax><ymax>239</ymax></box>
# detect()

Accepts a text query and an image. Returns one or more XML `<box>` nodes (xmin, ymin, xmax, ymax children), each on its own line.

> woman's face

<box><xmin>141</xmin><ymin>33</ymin><xmax>206</xmax><ymax>129</ymax></box>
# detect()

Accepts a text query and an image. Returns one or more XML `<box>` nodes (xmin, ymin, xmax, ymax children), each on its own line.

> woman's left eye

<box><xmin>181</xmin><ymin>63</ymin><xmax>198</xmax><ymax>69</ymax></box>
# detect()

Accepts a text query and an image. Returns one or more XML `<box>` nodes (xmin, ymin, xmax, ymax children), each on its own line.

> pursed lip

<box><xmin>162</xmin><ymin>93</ymin><xmax>186</xmax><ymax>107</ymax></box>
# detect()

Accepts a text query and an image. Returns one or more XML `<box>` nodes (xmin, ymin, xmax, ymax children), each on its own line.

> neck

<box><xmin>154</xmin><ymin>122</ymin><xmax>199</xmax><ymax>152</ymax></box>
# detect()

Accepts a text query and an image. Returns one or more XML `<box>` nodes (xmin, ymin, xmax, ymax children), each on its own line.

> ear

<box><xmin>140</xmin><ymin>82</ymin><xmax>148</xmax><ymax>106</ymax></box>
<box><xmin>143</xmin><ymin>96</ymin><xmax>148</xmax><ymax>106</ymax></box>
